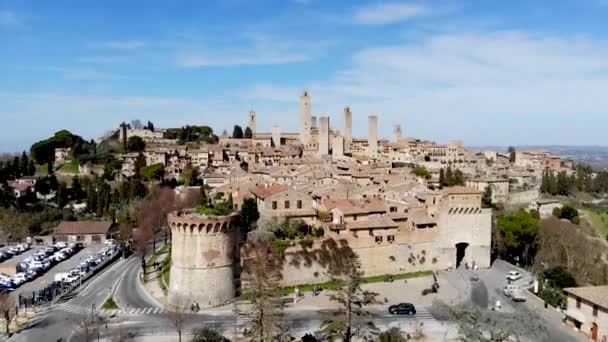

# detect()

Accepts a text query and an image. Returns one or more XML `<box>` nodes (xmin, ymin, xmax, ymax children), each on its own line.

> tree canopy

<box><xmin>232</xmin><ymin>125</ymin><xmax>244</xmax><ymax>139</ymax></box>
<box><xmin>127</xmin><ymin>136</ymin><xmax>146</xmax><ymax>153</ymax></box>
<box><xmin>496</xmin><ymin>209</ymin><xmax>539</xmax><ymax>265</ymax></box>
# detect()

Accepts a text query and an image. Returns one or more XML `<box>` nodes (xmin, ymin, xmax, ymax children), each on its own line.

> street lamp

<box><xmin>79</xmin><ymin>256</ymin><xmax>82</xmax><ymax>288</ymax></box>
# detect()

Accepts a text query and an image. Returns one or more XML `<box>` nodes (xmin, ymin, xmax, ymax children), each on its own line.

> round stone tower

<box><xmin>167</xmin><ymin>210</ymin><xmax>238</xmax><ymax>308</ymax></box>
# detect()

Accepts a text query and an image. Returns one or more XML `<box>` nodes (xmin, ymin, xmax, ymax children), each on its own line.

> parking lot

<box><xmin>0</xmin><ymin>244</ymin><xmax>108</xmax><ymax>298</ymax></box>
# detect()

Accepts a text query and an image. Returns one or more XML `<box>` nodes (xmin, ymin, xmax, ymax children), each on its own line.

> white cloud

<box><xmin>0</xmin><ymin>10</ymin><xmax>21</xmax><ymax>27</ymax></box>
<box><xmin>242</xmin><ymin>30</ymin><xmax>608</xmax><ymax>146</ymax></box>
<box><xmin>176</xmin><ymin>33</ymin><xmax>312</xmax><ymax>67</ymax></box>
<box><xmin>353</xmin><ymin>2</ymin><xmax>430</xmax><ymax>25</ymax></box>
<box><xmin>94</xmin><ymin>40</ymin><xmax>146</xmax><ymax>50</ymax></box>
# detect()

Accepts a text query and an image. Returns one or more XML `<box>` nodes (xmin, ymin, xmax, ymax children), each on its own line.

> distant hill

<box><xmin>473</xmin><ymin>145</ymin><xmax>608</xmax><ymax>170</ymax></box>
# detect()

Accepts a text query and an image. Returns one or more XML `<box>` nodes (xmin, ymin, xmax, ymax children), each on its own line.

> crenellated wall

<box><xmin>168</xmin><ymin>211</ymin><xmax>238</xmax><ymax>308</ymax></box>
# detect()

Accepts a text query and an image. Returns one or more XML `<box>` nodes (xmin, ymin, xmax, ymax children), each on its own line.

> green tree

<box><xmin>377</xmin><ymin>327</ymin><xmax>408</xmax><ymax>342</ymax></box>
<box><xmin>181</xmin><ymin>163</ymin><xmax>200</xmax><ymax>186</ymax></box>
<box><xmin>191</xmin><ymin>328</ymin><xmax>230</xmax><ymax>342</ymax></box>
<box><xmin>508</xmin><ymin>146</ymin><xmax>516</xmax><ymax>163</ymax></box>
<box><xmin>121</xmin><ymin>122</ymin><xmax>128</xmax><ymax>150</ymax></box>
<box><xmin>240</xmin><ymin>198</ymin><xmax>260</xmax><ymax>229</ymax></box>
<box><xmin>452</xmin><ymin>169</ymin><xmax>465</xmax><ymax>186</ymax></box>
<box><xmin>198</xmin><ymin>186</ymin><xmax>208</xmax><ymax>207</ymax></box>
<box><xmin>27</xmin><ymin>160</ymin><xmax>36</xmax><ymax>176</ymax></box>
<box><xmin>127</xmin><ymin>136</ymin><xmax>146</xmax><ymax>153</ymax></box>
<box><xmin>133</xmin><ymin>154</ymin><xmax>146</xmax><ymax>177</ymax></box>
<box><xmin>439</xmin><ymin>168</ymin><xmax>446</xmax><ymax>187</ymax></box>
<box><xmin>543</xmin><ymin>266</ymin><xmax>576</xmax><ymax>289</ymax></box>
<box><xmin>232</xmin><ymin>125</ymin><xmax>243</xmax><ymax>139</ymax></box>
<box><xmin>19</xmin><ymin>152</ymin><xmax>29</xmax><ymax>177</ymax></box>
<box><xmin>413</xmin><ymin>166</ymin><xmax>429</xmax><ymax>178</ymax></box>
<box><xmin>482</xmin><ymin>185</ymin><xmax>493</xmax><ymax>208</ymax></box>
<box><xmin>445</xmin><ymin>166</ymin><xmax>453</xmax><ymax>185</ymax></box>
<box><xmin>47</xmin><ymin>160</ymin><xmax>54</xmax><ymax>175</ymax></box>
<box><xmin>71</xmin><ymin>175</ymin><xmax>84</xmax><ymax>200</ymax></box>
<box><xmin>147</xmin><ymin>121</ymin><xmax>155</xmax><ymax>132</ymax></box>
<box><xmin>496</xmin><ymin>209</ymin><xmax>539</xmax><ymax>265</ymax></box>
<box><xmin>244</xmin><ymin>126</ymin><xmax>253</xmax><ymax>139</ymax></box>
<box><xmin>140</xmin><ymin>163</ymin><xmax>165</xmax><ymax>182</ymax></box>
<box><xmin>103</xmin><ymin>159</ymin><xmax>123</xmax><ymax>180</ymax></box>
<box><xmin>56</xmin><ymin>182</ymin><xmax>68</xmax><ymax>208</ymax></box>
<box><xmin>558</xmin><ymin>205</ymin><xmax>579</xmax><ymax>222</ymax></box>
<box><xmin>320</xmin><ymin>252</ymin><xmax>379</xmax><ymax>342</ymax></box>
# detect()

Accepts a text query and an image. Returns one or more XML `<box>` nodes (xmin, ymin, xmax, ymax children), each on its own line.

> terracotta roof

<box><xmin>564</xmin><ymin>286</ymin><xmax>608</xmax><ymax>310</ymax></box>
<box><xmin>347</xmin><ymin>217</ymin><xmax>398</xmax><ymax>230</ymax></box>
<box><xmin>56</xmin><ymin>221</ymin><xmax>114</xmax><ymax>235</ymax></box>
<box><xmin>250</xmin><ymin>183</ymin><xmax>288</xmax><ymax>199</ymax></box>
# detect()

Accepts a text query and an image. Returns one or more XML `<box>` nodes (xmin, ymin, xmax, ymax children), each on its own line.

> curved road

<box><xmin>114</xmin><ymin>256</ymin><xmax>163</xmax><ymax>310</ymax></box>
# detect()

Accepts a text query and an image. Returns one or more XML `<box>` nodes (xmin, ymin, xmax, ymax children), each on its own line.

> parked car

<box><xmin>388</xmin><ymin>303</ymin><xmax>417</xmax><ymax>315</ymax></box>
<box><xmin>55</xmin><ymin>242</ymin><xmax>67</xmax><ymax>249</ymax></box>
<box><xmin>503</xmin><ymin>284</ymin><xmax>520</xmax><ymax>297</ymax></box>
<box><xmin>506</xmin><ymin>271</ymin><xmax>522</xmax><ymax>281</ymax></box>
<box><xmin>105</xmin><ymin>239</ymin><xmax>117</xmax><ymax>247</ymax></box>
<box><xmin>511</xmin><ymin>290</ymin><xmax>527</xmax><ymax>302</ymax></box>
<box><xmin>11</xmin><ymin>273</ymin><xmax>27</xmax><ymax>286</ymax></box>
<box><xmin>25</xmin><ymin>269</ymin><xmax>38</xmax><ymax>280</ymax></box>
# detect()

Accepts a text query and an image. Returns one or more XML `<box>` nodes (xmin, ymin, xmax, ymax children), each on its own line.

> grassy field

<box><xmin>57</xmin><ymin>160</ymin><xmax>79</xmax><ymax>174</ymax></box>
<box><xmin>278</xmin><ymin>270</ymin><xmax>433</xmax><ymax>296</ymax></box>
<box><xmin>35</xmin><ymin>164</ymin><xmax>49</xmax><ymax>176</ymax></box>
<box><xmin>102</xmin><ymin>297</ymin><xmax>119</xmax><ymax>310</ymax></box>
<box><xmin>583</xmin><ymin>209</ymin><xmax>608</xmax><ymax>236</ymax></box>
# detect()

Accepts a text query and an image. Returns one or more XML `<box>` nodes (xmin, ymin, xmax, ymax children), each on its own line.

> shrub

<box><xmin>312</xmin><ymin>226</ymin><xmax>325</xmax><ymax>238</ymax></box>
<box><xmin>299</xmin><ymin>238</ymin><xmax>313</xmax><ymax>249</ymax></box>
<box><xmin>432</xmin><ymin>257</ymin><xmax>438</xmax><ymax>264</ymax></box>
<box><xmin>269</xmin><ymin>237</ymin><xmax>290</xmax><ymax>257</ymax></box>
<box><xmin>318</xmin><ymin>211</ymin><xmax>331</xmax><ymax>222</ymax></box>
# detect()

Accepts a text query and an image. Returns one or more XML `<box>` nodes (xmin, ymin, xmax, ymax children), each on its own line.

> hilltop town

<box><xmin>2</xmin><ymin>90</ymin><xmax>608</xmax><ymax>342</ymax></box>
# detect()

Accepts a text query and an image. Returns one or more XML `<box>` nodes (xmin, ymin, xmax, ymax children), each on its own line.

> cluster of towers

<box><xmin>247</xmin><ymin>90</ymin><xmax>404</xmax><ymax>158</ymax></box>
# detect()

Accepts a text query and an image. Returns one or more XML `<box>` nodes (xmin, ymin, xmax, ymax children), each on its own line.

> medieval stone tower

<box><xmin>248</xmin><ymin>110</ymin><xmax>256</xmax><ymax>136</ymax></box>
<box><xmin>167</xmin><ymin>210</ymin><xmax>238</xmax><ymax>308</ymax></box>
<box><xmin>300</xmin><ymin>90</ymin><xmax>312</xmax><ymax>145</ymax></box>
<box><xmin>343</xmin><ymin>106</ymin><xmax>352</xmax><ymax>151</ymax></box>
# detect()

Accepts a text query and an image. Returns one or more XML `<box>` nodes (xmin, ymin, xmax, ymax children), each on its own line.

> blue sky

<box><xmin>2</xmin><ymin>0</ymin><xmax>608</xmax><ymax>152</ymax></box>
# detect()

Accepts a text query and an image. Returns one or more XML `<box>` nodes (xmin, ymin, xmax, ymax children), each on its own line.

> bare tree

<box><xmin>166</xmin><ymin>299</ymin><xmax>190</xmax><ymax>342</ymax></box>
<box><xmin>241</xmin><ymin>234</ymin><xmax>285</xmax><ymax>341</ymax></box>
<box><xmin>320</xmin><ymin>252</ymin><xmax>379</xmax><ymax>342</ymax></box>
<box><xmin>74</xmin><ymin>311</ymin><xmax>97</xmax><ymax>342</ymax></box>
<box><xmin>535</xmin><ymin>216</ymin><xmax>604</xmax><ymax>284</ymax></box>
<box><xmin>138</xmin><ymin>187</ymin><xmax>176</xmax><ymax>248</ymax></box>
<box><xmin>0</xmin><ymin>293</ymin><xmax>16</xmax><ymax>336</ymax></box>
<box><xmin>429</xmin><ymin>300</ymin><xmax>547</xmax><ymax>342</ymax></box>
<box><xmin>132</xmin><ymin>224</ymin><xmax>153</xmax><ymax>273</ymax></box>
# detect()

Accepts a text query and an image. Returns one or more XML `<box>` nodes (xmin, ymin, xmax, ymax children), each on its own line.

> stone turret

<box><xmin>167</xmin><ymin>211</ymin><xmax>238</xmax><ymax>308</ymax></box>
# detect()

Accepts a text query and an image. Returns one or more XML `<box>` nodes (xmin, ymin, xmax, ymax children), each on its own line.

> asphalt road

<box><xmin>10</xmin><ymin>254</ymin><xmax>133</xmax><ymax>342</ymax></box>
<box><xmin>471</xmin><ymin>261</ymin><xmax>583</xmax><ymax>342</ymax></box>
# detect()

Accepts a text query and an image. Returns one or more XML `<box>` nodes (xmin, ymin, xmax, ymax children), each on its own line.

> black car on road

<box><xmin>389</xmin><ymin>303</ymin><xmax>416</xmax><ymax>315</ymax></box>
